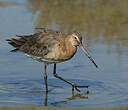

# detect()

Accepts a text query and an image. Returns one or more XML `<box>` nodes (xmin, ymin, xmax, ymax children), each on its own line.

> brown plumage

<box><xmin>7</xmin><ymin>28</ymin><xmax>98</xmax><ymax>92</ymax></box>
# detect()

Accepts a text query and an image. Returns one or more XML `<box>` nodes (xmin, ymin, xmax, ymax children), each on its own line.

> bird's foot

<box><xmin>72</xmin><ymin>84</ymin><xmax>89</xmax><ymax>92</ymax></box>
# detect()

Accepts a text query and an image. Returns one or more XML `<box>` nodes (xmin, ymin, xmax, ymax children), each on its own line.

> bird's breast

<box><xmin>44</xmin><ymin>41</ymin><xmax>77</xmax><ymax>62</ymax></box>
<box><xmin>57</xmin><ymin>40</ymin><xmax>77</xmax><ymax>61</ymax></box>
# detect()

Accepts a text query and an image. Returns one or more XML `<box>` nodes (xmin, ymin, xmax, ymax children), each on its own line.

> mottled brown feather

<box><xmin>7</xmin><ymin>28</ymin><xmax>84</xmax><ymax>63</ymax></box>
<box><xmin>7</xmin><ymin>28</ymin><xmax>65</xmax><ymax>58</ymax></box>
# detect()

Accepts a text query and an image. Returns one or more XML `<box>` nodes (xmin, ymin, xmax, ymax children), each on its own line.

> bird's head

<box><xmin>69</xmin><ymin>31</ymin><xmax>82</xmax><ymax>47</ymax></box>
<box><xmin>69</xmin><ymin>31</ymin><xmax>98</xmax><ymax>68</ymax></box>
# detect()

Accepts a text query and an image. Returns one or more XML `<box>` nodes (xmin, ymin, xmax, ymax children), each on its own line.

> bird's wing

<box><xmin>8</xmin><ymin>29</ymin><xmax>64</xmax><ymax>58</ymax></box>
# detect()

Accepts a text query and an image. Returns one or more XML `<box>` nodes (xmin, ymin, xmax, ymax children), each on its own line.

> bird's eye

<box><xmin>74</xmin><ymin>37</ymin><xmax>77</xmax><ymax>40</ymax></box>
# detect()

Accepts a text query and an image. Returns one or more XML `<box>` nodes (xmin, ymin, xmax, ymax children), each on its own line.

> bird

<box><xmin>7</xmin><ymin>28</ymin><xmax>98</xmax><ymax>92</ymax></box>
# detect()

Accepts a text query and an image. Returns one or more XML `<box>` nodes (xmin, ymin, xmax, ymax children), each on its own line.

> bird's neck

<box><xmin>64</xmin><ymin>37</ymin><xmax>77</xmax><ymax>59</ymax></box>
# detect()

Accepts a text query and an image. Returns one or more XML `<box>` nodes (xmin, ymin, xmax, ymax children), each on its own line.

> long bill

<box><xmin>79</xmin><ymin>44</ymin><xmax>98</xmax><ymax>68</ymax></box>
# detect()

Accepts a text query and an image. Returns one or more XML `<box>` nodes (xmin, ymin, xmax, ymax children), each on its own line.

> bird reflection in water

<box><xmin>43</xmin><ymin>90</ymin><xmax>89</xmax><ymax>106</ymax></box>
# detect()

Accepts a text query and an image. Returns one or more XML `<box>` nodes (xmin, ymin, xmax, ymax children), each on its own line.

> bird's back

<box><xmin>7</xmin><ymin>28</ymin><xmax>65</xmax><ymax>61</ymax></box>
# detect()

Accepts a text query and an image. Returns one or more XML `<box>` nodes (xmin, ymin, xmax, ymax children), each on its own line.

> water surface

<box><xmin>0</xmin><ymin>0</ymin><xmax>128</xmax><ymax>108</ymax></box>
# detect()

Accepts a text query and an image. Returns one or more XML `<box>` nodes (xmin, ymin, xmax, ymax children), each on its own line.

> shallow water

<box><xmin>0</xmin><ymin>0</ymin><xmax>128</xmax><ymax>108</ymax></box>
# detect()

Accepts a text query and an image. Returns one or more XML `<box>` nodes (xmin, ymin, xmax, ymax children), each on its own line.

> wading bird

<box><xmin>7</xmin><ymin>28</ymin><xmax>98</xmax><ymax>92</ymax></box>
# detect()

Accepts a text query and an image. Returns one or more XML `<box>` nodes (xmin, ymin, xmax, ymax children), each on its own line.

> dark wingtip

<box><xmin>6</xmin><ymin>39</ymin><xmax>19</xmax><ymax>52</ymax></box>
<box><xmin>10</xmin><ymin>48</ymin><xmax>18</xmax><ymax>52</ymax></box>
<box><xmin>6</xmin><ymin>39</ymin><xmax>11</xmax><ymax>41</ymax></box>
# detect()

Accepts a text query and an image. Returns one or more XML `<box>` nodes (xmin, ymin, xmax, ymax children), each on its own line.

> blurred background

<box><xmin>0</xmin><ymin>0</ymin><xmax>128</xmax><ymax>109</ymax></box>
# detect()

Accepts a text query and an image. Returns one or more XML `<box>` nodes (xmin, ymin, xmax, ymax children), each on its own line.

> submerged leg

<box><xmin>44</xmin><ymin>64</ymin><xmax>48</xmax><ymax>92</ymax></box>
<box><xmin>53</xmin><ymin>64</ymin><xmax>88</xmax><ymax>92</ymax></box>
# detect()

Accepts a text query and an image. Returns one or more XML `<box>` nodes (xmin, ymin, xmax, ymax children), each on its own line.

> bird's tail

<box><xmin>6</xmin><ymin>36</ymin><xmax>26</xmax><ymax>52</ymax></box>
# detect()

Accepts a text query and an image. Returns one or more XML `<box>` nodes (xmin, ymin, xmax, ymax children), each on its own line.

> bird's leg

<box><xmin>53</xmin><ymin>64</ymin><xmax>88</xmax><ymax>92</ymax></box>
<box><xmin>44</xmin><ymin>64</ymin><xmax>48</xmax><ymax>92</ymax></box>
<box><xmin>44</xmin><ymin>91</ymin><xmax>48</xmax><ymax>106</ymax></box>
